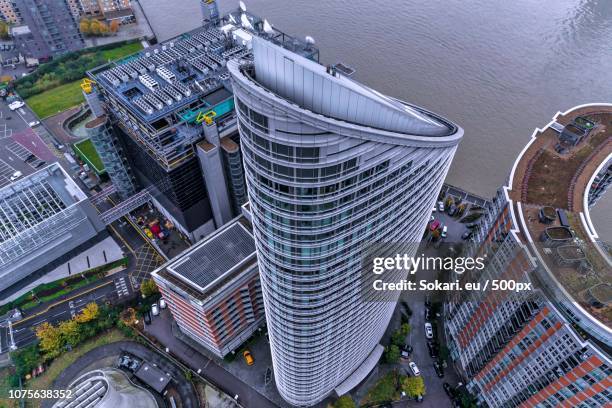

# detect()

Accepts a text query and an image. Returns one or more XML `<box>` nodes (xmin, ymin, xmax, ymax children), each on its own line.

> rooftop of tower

<box><xmin>237</xmin><ymin>36</ymin><xmax>459</xmax><ymax>138</ymax></box>
<box><xmin>506</xmin><ymin>104</ymin><xmax>612</xmax><ymax>333</ymax></box>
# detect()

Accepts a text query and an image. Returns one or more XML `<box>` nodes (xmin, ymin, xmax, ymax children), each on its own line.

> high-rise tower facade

<box><xmin>229</xmin><ymin>37</ymin><xmax>463</xmax><ymax>406</ymax></box>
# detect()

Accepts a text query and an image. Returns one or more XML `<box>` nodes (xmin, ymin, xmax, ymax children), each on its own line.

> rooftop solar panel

<box><xmin>168</xmin><ymin>222</ymin><xmax>255</xmax><ymax>291</ymax></box>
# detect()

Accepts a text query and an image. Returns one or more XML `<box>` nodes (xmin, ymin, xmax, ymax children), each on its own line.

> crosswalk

<box><xmin>115</xmin><ymin>277</ymin><xmax>130</xmax><ymax>297</ymax></box>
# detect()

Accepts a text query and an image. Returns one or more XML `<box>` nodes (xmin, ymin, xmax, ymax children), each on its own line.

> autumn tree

<box><xmin>0</xmin><ymin>21</ymin><xmax>9</xmax><ymax>40</ymax></box>
<box><xmin>140</xmin><ymin>279</ymin><xmax>159</xmax><ymax>298</ymax></box>
<box><xmin>444</xmin><ymin>196</ymin><xmax>454</xmax><ymax>210</ymax></box>
<box><xmin>401</xmin><ymin>375</ymin><xmax>426</xmax><ymax>398</ymax></box>
<box><xmin>456</xmin><ymin>203</ymin><xmax>467</xmax><ymax>217</ymax></box>
<box><xmin>36</xmin><ymin>322</ymin><xmax>63</xmax><ymax>359</ymax></box>
<box><xmin>430</xmin><ymin>229</ymin><xmax>441</xmax><ymax>241</ymax></box>
<box><xmin>58</xmin><ymin>319</ymin><xmax>82</xmax><ymax>347</ymax></box>
<box><xmin>75</xmin><ymin>302</ymin><xmax>99</xmax><ymax>323</ymax></box>
<box><xmin>109</xmin><ymin>20</ymin><xmax>120</xmax><ymax>33</ymax></box>
<box><xmin>79</xmin><ymin>18</ymin><xmax>91</xmax><ymax>35</ymax></box>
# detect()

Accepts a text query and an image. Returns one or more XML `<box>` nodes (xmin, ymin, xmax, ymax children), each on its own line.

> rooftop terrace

<box><xmin>509</xmin><ymin>104</ymin><xmax>612</xmax><ymax>330</ymax></box>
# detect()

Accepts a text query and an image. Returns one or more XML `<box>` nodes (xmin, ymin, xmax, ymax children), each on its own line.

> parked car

<box><xmin>401</xmin><ymin>344</ymin><xmax>413</xmax><ymax>355</ymax></box>
<box><xmin>425</xmin><ymin>322</ymin><xmax>433</xmax><ymax>339</ymax></box>
<box><xmin>143</xmin><ymin>311</ymin><xmax>151</xmax><ymax>325</ymax></box>
<box><xmin>408</xmin><ymin>361</ymin><xmax>420</xmax><ymax>376</ymax></box>
<box><xmin>438</xmin><ymin>201</ymin><xmax>444</xmax><ymax>212</ymax></box>
<box><xmin>461</xmin><ymin>230</ymin><xmax>473</xmax><ymax>240</ymax></box>
<box><xmin>159</xmin><ymin>298</ymin><xmax>167</xmax><ymax>309</ymax></box>
<box><xmin>427</xmin><ymin>341</ymin><xmax>438</xmax><ymax>358</ymax></box>
<box><xmin>9</xmin><ymin>171</ymin><xmax>22</xmax><ymax>181</ymax></box>
<box><xmin>443</xmin><ymin>382</ymin><xmax>455</xmax><ymax>398</ymax></box>
<box><xmin>441</xmin><ymin>225</ymin><xmax>448</xmax><ymax>238</ymax></box>
<box><xmin>151</xmin><ymin>303</ymin><xmax>159</xmax><ymax>316</ymax></box>
<box><xmin>243</xmin><ymin>349</ymin><xmax>254</xmax><ymax>366</ymax></box>
<box><xmin>424</xmin><ymin>308</ymin><xmax>431</xmax><ymax>321</ymax></box>
<box><xmin>8</xmin><ymin>100</ymin><xmax>24</xmax><ymax>111</ymax></box>
<box><xmin>466</xmin><ymin>222</ymin><xmax>479</xmax><ymax>229</ymax></box>
<box><xmin>434</xmin><ymin>361</ymin><xmax>445</xmax><ymax>378</ymax></box>
<box><xmin>28</xmin><ymin>120</ymin><xmax>40</xmax><ymax>127</ymax></box>
<box><xmin>448</xmin><ymin>204</ymin><xmax>457</xmax><ymax>216</ymax></box>
<box><xmin>432</xmin><ymin>206</ymin><xmax>436</xmax><ymax>213</ymax></box>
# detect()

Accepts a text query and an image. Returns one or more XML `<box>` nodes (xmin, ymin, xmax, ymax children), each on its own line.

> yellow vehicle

<box><xmin>144</xmin><ymin>228</ymin><xmax>154</xmax><ymax>239</ymax></box>
<box><xmin>243</xmin><ymin>350</ymin><xmax>254</xmax><ymax>366</ymax></box>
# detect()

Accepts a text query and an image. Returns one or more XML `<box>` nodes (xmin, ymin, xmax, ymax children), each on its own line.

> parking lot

<box><xmin>0</xmin><ymin>97</ymin><xmax>59</xmax><ymax>187</ymax></box>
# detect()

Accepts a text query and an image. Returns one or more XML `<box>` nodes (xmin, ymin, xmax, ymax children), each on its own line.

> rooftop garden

<box><xmin>73</xmin><ymin>138</ymin><xmax>105</xmax><ymax>174</ymax></box>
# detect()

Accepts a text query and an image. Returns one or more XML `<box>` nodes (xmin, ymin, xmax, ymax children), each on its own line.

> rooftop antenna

<box><xmin>263</xmin><ymin>19</ymin><xmax>274</xmax><ymax>34</ymax></box>
<box><xmin>241</xmin><ymin>13</ymin><xmax>254</xmax><ymax>30</ymax></box>
<box><xmin>239</xmin><ymin>1</ymin><xmax>247</xmax><ymax>12</ymax></box>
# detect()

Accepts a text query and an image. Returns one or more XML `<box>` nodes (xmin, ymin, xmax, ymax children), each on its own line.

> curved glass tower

<box><xmin>229</xmin><ymin>37</ymin><xmax>463</xmax><ymax>406</ymax></box>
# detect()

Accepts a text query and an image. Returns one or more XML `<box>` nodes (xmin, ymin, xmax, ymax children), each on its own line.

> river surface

<box><xmin>138</xmin><ymin>0</ymin><xmax>611</xmax><ymax>239</ymax></box>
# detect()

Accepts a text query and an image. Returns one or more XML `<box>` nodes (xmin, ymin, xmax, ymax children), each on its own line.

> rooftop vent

<box><xmin>139</xmin><ymin>74</ymin><xmax>159</xmax><ymax>91</ymax></box>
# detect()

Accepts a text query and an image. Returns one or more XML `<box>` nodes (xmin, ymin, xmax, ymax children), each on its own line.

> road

<box><xmin>145</xmin><ymin>310</ymin><xmax>278</xmax><ymax>408</ymax></box>
<box><xmin>0</xmin><ymin>270</ymin><xmax>136</xmax><ymax>352</ymax></box>
<box><xmin>393</xmin><ymin>207</ymin><xmax>470</xmax><ymax>407</ymax></box>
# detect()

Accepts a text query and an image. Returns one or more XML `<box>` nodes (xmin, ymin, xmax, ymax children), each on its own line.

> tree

<box><xmin>400</xmin><ymin>323</ymin><xmax>411</xmax><ymax>336</ymax></box>
<box><xmin>430</xmin><ymin>229</ymin><xmax>441</xmax><ymax>241</ymax></box>
<box><xmin>36</xmin><ymin>322</ymin><xmax>63</xmax><ymax>359</ymax></box>
<box><xmin>98</xmin><ymin>21</ymin><xmax>110</xmax><ymax>36</ymax></box>
<box><xmin>140</xmin><ymin>279</ymin><xmax>159</xmax><ymax>298</ymax></box>
<box><xmin>109</xmin><ymin>20</ymin><xmax>120</xmax><ymax>33</ymax></box>
<box><xmin>391</xmin><ymin>330</ymin><xmax>404</xmax><ymax>347</ymax></box>
<box><xmin>11</xmin><ymin>344</ymin><xmax>41</xmax><ymax>377</ymax></box>
<box><xmin>89</xmin><ymin>19</ymin><xmax>102</xmax><ymax>36</ymax></box>
<box><xmin>332</xmin><ymin>395</ymin><xmax>356</xmax><ymax>408</ymax></box>
<box><xmin>384</xmin><ymin>344</ymin><xmax>400</xmax><ymax>364</ymax></box>
<box><xmin>457</xmin><ymin>203</ymin><xmax>467</xmax><ymax>217</ymax></box>
<box><xmin>444</xmin><ymin>196</ymin><xmax>453</xmax><ymax>210</ymax></box>
<box><xmin>58</xmin><ymin>319</ymin><xmax>82</xmax><ymax>347</ymax></box>
<box><xmin>79</xmin><ymin>19</ymin><xmax>91</xmax><ymax>35</ymax></box>
<box><xmin>0</xmin><ymin>21</ymin><xmax>9</xmax><ymax>40</ymax></box>
<box><xmin>75</xmin><ymin>302</ymin><xmax>99</xmax><ymax>323</ymax></box>
<box><xmin>460</xmin><ymin>212</ymin><xmax>483</xmax><ymax>223</ymax></box>
<box><xmin>401</xmin><ymin>375</ymin><xmax>425</xmax><ymax>398</ymax></box>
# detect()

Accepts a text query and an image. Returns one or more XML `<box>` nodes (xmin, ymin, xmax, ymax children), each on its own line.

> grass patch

<box><xmin>101</xmin><ymin>42</ymin><xmax>143</xmax><ymax>61</ymax></box>
<box><xmin>361</xmin><ymin>370</ymin><xmax>400</xmax><ymax>406</ymax></box>
<box><xmin>73</xmin><ymin>138</ymin><xmax>104</xmax><ymax>174</ymax></box>
<box><xmin>25</xmin><ymin>80</ymin><xmax>84</xmax><ymax>119</ymax></box>
<box><xmin>24</xmin><ymin>329</ymin><xmax>127</xmax><ymax>406</ymax></box>
<box><xmin>0</xmin><ymin>367</ymin><xmax>19</xmax><ymax>408</ymax></box>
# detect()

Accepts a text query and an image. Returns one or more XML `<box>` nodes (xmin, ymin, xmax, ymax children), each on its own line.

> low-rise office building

<box><xmin>0</xmin><ymin>163</ymin><xmax>107</xmax><ymax>294</ymax></box>
<box><xmin>151</xmin><ymin>214</ymin><xmax>264</xmax><ymax>358</ymax></box>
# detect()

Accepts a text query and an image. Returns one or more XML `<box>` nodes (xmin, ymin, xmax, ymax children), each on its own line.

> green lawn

<box><xmin>25</xmin><ymin>80</ymin><xmax>84</xmax><ymax>119</ymax></box>
<box><xmin>23</xmin><ymin>42</ymin><xmax>143</xmax><ymax>119</ymax></box>
<box><xmin>101</xmin><ymin>42</ymin><xmax>143</xmax><ymax>61</ymax></box>
<box><xmin>73</xmin><ymin>138</ymin><xmax>105</xmax><ymax>174</ymax></box>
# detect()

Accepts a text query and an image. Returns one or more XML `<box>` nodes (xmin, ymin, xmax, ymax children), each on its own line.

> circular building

<box><xmin>53</xmin><ymin>368</ymin><xmax>158</xmax><ymax>408</ymax></box>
